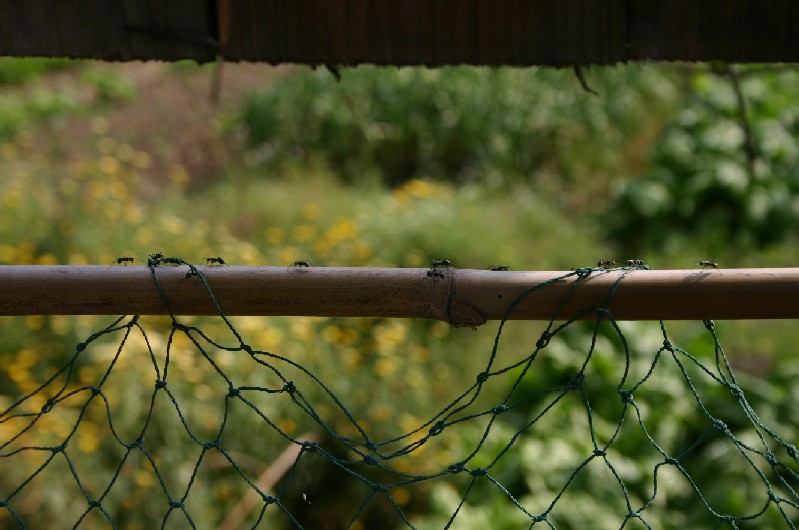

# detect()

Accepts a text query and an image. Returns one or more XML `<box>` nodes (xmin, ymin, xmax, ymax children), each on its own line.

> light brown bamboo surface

<box><xmin>0</xmin><ymin>266</ymin><xmax>798</xmax><ymax>323</ymax></box>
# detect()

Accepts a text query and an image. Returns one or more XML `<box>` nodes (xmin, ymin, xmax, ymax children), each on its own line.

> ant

<box><xmin>185</xmin><ymin>269</ymin><xmax>200</xmax><ymax>279</ymax></box>
<box><xmin>294</xmin><ymin>260</ymin><xmax>312</xmax><ymax>267</ymax></box>
<box><xmin>112</xmin><ymin>257</ymin><xmax>139</xmax><ymax>265</ymax></box>
<box><xmin>149</xmin><ymin>253</ymin><xmax>164</xmax><ymax>261</ymax></box>
<box><xmin>597</xmin><ymin>260</ymin><xmax>617</xmax><ymax>268</ymax></box>
<box><xmin>626</xmin><ymin>259</ymin><xmax>646</xmax><ymax>267</ymax></box>
<box><xmin>488</xmin><ymin>265</ymin><xmax>510</xmax><ymax>271</ymax></box>
<box><xmin>160</xmin><ymin>257</ymin><xmax>183</xmax><ymax>266</ymax></box>
<box><xmin>427</xmin><ymin>269</ymin><xmax>445</xmax><ymax>278</ymax></box>
<box><xmin>431</xmin><ymin>259</ymin><xmax>452</xmax><ymax>268</ymax></box>
<box><xmin>699</xmin><ymin>260</ymin><xmax>719</xmax><ymax>269</ymax></box>
<box><xmin>205</xmin><ymin>257</ymin><xmax>227</xmax><ymax>266</ymax></box>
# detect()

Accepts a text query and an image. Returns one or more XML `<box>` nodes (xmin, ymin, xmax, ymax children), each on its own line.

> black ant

<box><xmin>431</xmin><ymin>259</ymin><xmax>452</xmax><ymax>268</ymax></box>
<box><xmin>205</xmin><ymin>257</ymin><xmax>227</xmax><ymax>266</ymax></box>
<box><xmin>154</xmin><ymin>257</ymin><xmax>183</xmax><ymax>266</ymax></box>
<box><xmin>113</xmin><ymin>257</ymin><xmax>139</xmax><ymax>265</ymax></box>
<box><xmin>488</xmin><ymin>265</ymin><xmax>510</xmax><ymax>271</ymax></box>
<box><xmin>294</xmin><ymin>260</ymin><xmax>312</xmax><ymax>267</ymax></box>
<box><xmin>149</xmin><ymin>253</ymin><xmax>164</xmax><ymax>260</ymax></box>
<box><xmin>699</xmin><ymin>260</ymin><xmax>719</xmax><ymax>269</ymax></box>
<box><xmin>597</xmin><ymin>260</ymin><xmax>617</xmax><ymax>268</ymax></box>
<box><xmin>626</xmin><ymin>259</ymin><xmax>646</xmax><ymax>267</ymax></box>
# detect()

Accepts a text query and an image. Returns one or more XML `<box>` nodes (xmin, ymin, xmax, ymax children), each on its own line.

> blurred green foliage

<box><xmin>238</xmin><ymin>66</ymin><xmax>677</xmax><ymax>194</ymax></box>
<box><xmin>0</xmin><ymin>57</ymin><xmax>72</xmax><ymax>85</ymax></box>
<box><xmin>608</xmin><ymin>67</ymin><xmax>799</xmax><ymax>252</ymax></box>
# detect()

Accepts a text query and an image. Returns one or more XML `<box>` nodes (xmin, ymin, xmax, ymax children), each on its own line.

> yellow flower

<box><xmin>265</xmin><ymin>226</ymin><xmax>284</xmax><ymax>246</ymax></box>
<box><xmin>302</xmin><ymin>203</ymin><xmax>321</xmax><ymax>220</ymax></box>
<box><xmin>292</xmin><ymin>224</ymin><xmax>315</xmax><ymax>243</ymax></box>
<box><xmin>3</xmin><ymin>188</ymin><xmax>22</xmax><ymax>209</ymax></box>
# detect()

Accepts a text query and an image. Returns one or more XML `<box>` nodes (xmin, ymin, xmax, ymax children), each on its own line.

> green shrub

<box><xmin>238</xmin><ymin>66</ymin><xmax>677</xmax><ymax>191</ymax></box>
<box><xmin>0</xmin><ymin>57</ymin><xmax>72</xmax><ymax>85</ymax></box>
<box><xmin>607</xmin><ymin>68</ymin><xmax>799</xmax><ymax>251</ymax></box>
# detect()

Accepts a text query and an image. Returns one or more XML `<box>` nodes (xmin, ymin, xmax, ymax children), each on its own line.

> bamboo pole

<box><xmin>0</xmin><ymin>266</ymin><xmax>798</xmax><ymax>323</ymax></box>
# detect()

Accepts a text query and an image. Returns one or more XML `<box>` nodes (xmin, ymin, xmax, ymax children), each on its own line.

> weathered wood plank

<box><xmin>0</xmin><ymin>1</ymin><xmax>797</xmax><ymax>65</ymax></box>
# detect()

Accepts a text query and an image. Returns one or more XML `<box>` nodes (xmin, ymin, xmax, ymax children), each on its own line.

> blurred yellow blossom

<box><xmin>292</xmin><ymin>224</ymin><xmax>315</xmax><ymax>243</ymax></box>
<box><xmin>4</xmin><ymin>188</ymin><xmax>22</xmax><ymax>209</ymax></box>
<box><xmin>89</xmin><ymin>116</ymin><xmax>110</xmax><ymax>135</ymax></box>
<box><xmin>302</xmin><ymin>203</ymin><xmax>320</xmax><ymax>220</ymax></box>
<box><xmin>25</xmin><ymin>315</ymin><xmax>45</xmax><ymax>331</ymax></box>
<box><xmin>265</xmin><ymin>226</ymin><xmax>284</xmax><ymax>246</ymax></box>
<box><xmin>132</xmin><ymin>150</ymin><xmax>152</xmax><ymax>170</ymax></box>
<box><xmin>96</xmin><ymin>136</ymin><xmax>116</xmax><ymax>154</ymax></box>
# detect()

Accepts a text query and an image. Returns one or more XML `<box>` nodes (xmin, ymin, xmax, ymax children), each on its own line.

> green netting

<box><xmin>1</xmin><ymin>257</ymin><xmax>798</xmax><ymax>529</ymax></box>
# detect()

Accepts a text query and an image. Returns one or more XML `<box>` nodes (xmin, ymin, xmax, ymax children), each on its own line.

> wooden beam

<box><xmin>1</xmin><ymin>266</ymin><xmax>798</xmax><ymax>323</ymax></box>
<box><xmin>0</xmin><ymin>1</ymin><xmax>797</xmax><ymax>65</ymax></box>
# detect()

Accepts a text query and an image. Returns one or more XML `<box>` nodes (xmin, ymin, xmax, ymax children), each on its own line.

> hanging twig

<box><xmin>573</xmin><ymin>64</ymin><xmax>599</xmax><ymax>96</ymax></box>
<box><xmin>717</xmin><ymin>64</ymin><xmax>759</xmax><ymax>178</ymax></box>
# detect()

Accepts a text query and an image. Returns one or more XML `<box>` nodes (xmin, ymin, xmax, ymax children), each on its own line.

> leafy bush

<box><xmin>0</xmin><ymin>57</ymin><xmax>72</xmax><ymax>86</ymax></box>
<box><xmin>607</xmin><ymin>68</ymin><xmax>799</xmax><ymax>251</ymax></box>
<box><xmin>238</xmin><ymin>66</ymin><xmax>677</xmax><ymax>191</ymax></box>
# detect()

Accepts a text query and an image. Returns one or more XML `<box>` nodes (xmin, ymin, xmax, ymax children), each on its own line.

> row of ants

<box><xmin>113</xmin><ymin>256</ymin><xmax>720</xmax><ymax>272</ymax></box>
<box><xmin>113</xmin><ymin>254</ymin><xmax>313</xmax><ymax>268</ymax></box>
<box><xmin>596</xmin><ymin>260</ymin><xmax>719</xmax><ymax>269</ymax></box>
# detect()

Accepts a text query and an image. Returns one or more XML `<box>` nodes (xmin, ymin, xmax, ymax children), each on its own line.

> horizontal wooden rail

<box><xmin>0</xmin><ymin>266</ymin><xmax>797</xmax><ymax>323</ymax></box>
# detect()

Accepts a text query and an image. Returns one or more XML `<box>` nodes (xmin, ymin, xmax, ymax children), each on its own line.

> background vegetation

<box><xmin>1</xmin><ymin>58</ymin><xmax>798</xmax><ymax>529</ymax></box>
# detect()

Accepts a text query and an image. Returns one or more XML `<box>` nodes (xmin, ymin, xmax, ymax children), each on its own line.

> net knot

<box><xmin>53</xmin><ymin>443</ymin><xmax>67</xmax><ymax>454</ymax></box>
<box><xmin>768</xmin><ymin>490</ymin><xmax>781</xmax><ymax>503</ymax></box>
<box><xmin>263</xmin><ymin>495</ymin><xmax>277</xmax><ymax>505</ymax></box>
<box><xmin>301</xmin><ymin>441</ymin><xmax>318</xmax><ymax>453</ymax></box>
<box><xmin>787</xmin><ymin>445</ymin><xmax>799</xmax><ymax>460</ymax></box>
<box><xmin>364</xmin><ymin>441</ymin><xmax>376</xmax><ymax>451</ymax></box>
<box><xmin>363</xmin><ymin>455</ymin><xmax>377</xmax><ymax>466</ymax></box>
<box><xmin>664</xmin><ymin>457</ymin><xmax>679</xmax><ymax>466</ymax></box>
<box><xmin>173</xmin><ymin>322</ymin><xmax>190</xmax><ymax>332</ymax></box>
<box><xmin>718</xmin><ymin>515</ymin><xmax>734</xmax><ymax>523</ymax></box>
<box><xmin>491</xmin><ymin>405</ymin><xmax>507</xmax><ymax>415</ymax></box>
<box><xmin>662</xmin><ymin>339</ymin><xmax>674</xmax><ymax>351</ymax></box>
<box><xmin>626</xmin><ymin>511</ymin><xmax>642</xmax><ymax>519</ymax></box>
<box><xmin>372</xmin><ymin>484</ymin><xmax>388</xmax><ymax>493</ymax></box>
<box><xmin>595</xmin><ymin>308</ymin><xmax>611</xmax><ymax>319</ymax></box>
<box><xmin>532</xmin><ymin>514</ymin><xmax>547</xmax><ymax>523</ymax></box>
<box><xmin>88</xmin><ymin>499</ymin><xmax>101</xmax><ymax>508</ymax></box>
<box><xmin>283</xmin><ymin>382</ymin><xmax>296</xmax><ymax>394</ymax></box>
<box><xmin>536</xmin><ymin>333</ymin><xmax>550</xmax><ymax>349</ymax></box>
<box><xmin>593</xmin><ymin>449</ymin><xmax>607</xmax><ymax>458</ymax></box>
<box><xmin>619</xmin><ymin>390</ymin><xmax>633</xmax><ymax>403</ymax></box>
<box><xmin>568</xmin><ymin>373</ymin><xmax>585</xmax><ymax>388</ymax></box>
<box><xmin>429</xmin><ymin>421</ymin><xmax>446</xmax><ymax>437</ymax></box>
<box><xmin>575</xmin><ymin>267</ymin><xmax>592</xmax><ymax>278</ymax></box>
<box><xmin>227</xmin><ymin>387</ymin><xmax>240</xmax><ymax>398</ymax></box>
<box><xmin>0</xmin><ymin>500</ymin><xmax>6</xmax><ymax>508</ymax></box>
<box><xmin>202</xmin><ymin>441</ymin><xmax>218</xmax><ymax>449</ymax></box>
<box><xmin>703</xmin><ymin>319</ymin><xmax>716</xmax><ymax>331</ymax></box>
<box><xmin>169</xmin><ymin>500</ymin><xmax>183</xmax><ymax>509</ymax></box>
<box><xmin>470</xmin><ymin>468</ymin><xmax>488</xmax><ymax>477</ymax></box>
<box><xmin>41</xmin><ymin>398</ymin><xmax>56</xmax><ymax>413</ymax></box>
<box><xmin>241</xmin><ymin>344</ymin><xmax>254</xmax><ymax>354</ymax></box>
<box><xmin>155</xmin><ymin>379</ymin><xmax>167</xmax><ymax>390</ymax></box>
<box><xmin>76</xmin><ymin>342</ymin><xmax>87</xmax><ymax>353</ymax></box>
<box><xmin>728</xmin><ymin>384</ymin><xmax>743</xmax><ymax>399</ymax></box>
<box><xmin>128</xmin><ymin>437</ymin><xmax>144</xmax><ymax>449</ymax></box>
<box><xmin>765</xmin><ymin>453</ymin><xmax>779</xmax><ymax>466</ymax></box>
<box><xmin>712</xmin><ymin>419</ymin><xmax>730</xmax><ymax>435</ymax></box>
<box><xmin>476</xmin><ymin>372</ymin><xmax>489</xmax><ymax>384</ymax></box>
<box><xmin>448</xmin><ymin>463</ymin><xmax>465</xmax><ymax>474</ymax></box>
<box><xmin>90</xmin><ymin>386</ymin><xmax>101</xmax><ymax>396</ymax></box>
